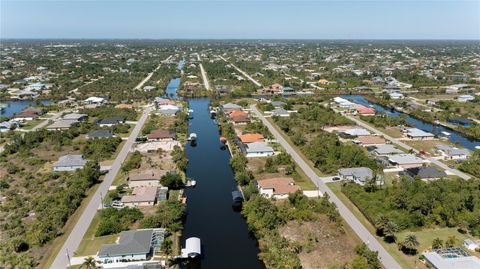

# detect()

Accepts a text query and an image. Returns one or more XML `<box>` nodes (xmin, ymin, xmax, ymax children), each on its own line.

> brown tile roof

<box><xmin>239</xmin><ymin>133</ymin><xmax>264</xmax><ymax>143</ymax></box>
<box><xmin>257</xmin><ymin>177</ymin><xmax>301</xmax><ymax>195</ymax></box>
<box><xmin>229</xmin><ymin>110</ymin><xmax>248</xmax><ymax>118</ymax></box>
<box><xmin>121</xmin><ymin>186</ymin><xmax>157</xmax><ymax>203</ymax></box>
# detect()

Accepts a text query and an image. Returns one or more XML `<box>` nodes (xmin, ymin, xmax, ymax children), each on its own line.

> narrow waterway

<box><xmin>181</xmin><ymin>98</ymin><xmax>264</xmax><ymax>269</ymax></box>
<box><xmin>0</xmin><ymin>99</ymin><xmax>51</xmax><ymax>118</ymax></box>
<box><xmin>342</xmin><ymin>95</ymin><xmax>480</xmax><ymax>151</ymax></box>
<box><xmin>165</xmin><ymin>78</ymin><xmax>180</xmax><ymax>100</ymax></box>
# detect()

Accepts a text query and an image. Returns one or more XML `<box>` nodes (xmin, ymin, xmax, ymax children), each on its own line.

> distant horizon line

<box><xmin>1</xmin><ymin>38</ymin><xmax>479</xmax><ymax>41</ymax></box>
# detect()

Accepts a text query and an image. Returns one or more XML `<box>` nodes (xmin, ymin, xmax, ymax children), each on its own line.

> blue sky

<box><xmin>1</xmin><ymin>0</ymin><xmax>479</xmax><ymax>39</ymax></box>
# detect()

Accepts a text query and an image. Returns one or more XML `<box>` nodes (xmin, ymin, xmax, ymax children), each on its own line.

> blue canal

<box><xmin>341</xmin><ymin>95</ymin><xmax>480</xmax><ymax>151</ymax></box>
<box><xmin>0</xmin><ymin>100</ymin><xmax>51</xmax><ymax>118</ymax></box>
<box><xmin>181</xmin><ymin>98</ymin><xmax>264</xmax><ymax>269</ymax></box>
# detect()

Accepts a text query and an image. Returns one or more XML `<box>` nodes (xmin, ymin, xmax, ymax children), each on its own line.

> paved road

<box><xmin>218</xmin><ymin>55</ymin><xmax>263</xmax><ymax>87</ymax></box>
<box><xmin>50</xmin><ymin>107</ymin><xmax>151</xmax><ymax>269</ymax></box>
<box><xmin>343</xmin><ymin>113</ymin><xmax>471</xmax><ymax>180</ymax></box>
<box><xmin>251</xmin><ymin>105</ymin><xmax>402</xmax><ymax>269</ymax></box>
<box><xmin>31</xmin><ymin>110</ymin><xmax>68</xmax><ymax>131</ymax></box>
<box><xmin>196</xmin><ymin>53</ymin><xmax>210</xmax><ymax>90</ymax></box>
<box><xmin>134</xmin><ymin>55</ymin><xmax>173</xmax><ymax>90</ymax></box>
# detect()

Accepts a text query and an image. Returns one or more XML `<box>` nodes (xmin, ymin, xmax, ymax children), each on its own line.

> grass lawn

<box><xmin>22</xmin><ymin>119</ymin><xmax>44</xmax><ymax>130</ymax></box>
<box><xmin>397</xmin><ymin>227</ymin><xmax>472</xmax><ymax>253</ymax></box>
<box><xmin>75</xmin><ymin>214</ymin><xmax>118</xmax><ymax>256</ymax></box>
<box><xmin>378</xmin><ymin>127</ymin><xmax>404</xmax><ymax>138</ymax></box>
<box><xmin>293</xmin><ymin>165</ymin><xmax>317</xmax><ymax>190</ymax></box>
<box><xmin>38</xmin><ymin>183</ymin><xmax>101</xmax><ymax>269</ymax></box>
<box><xmin>405</xmin><ymin>140</ymin><xmax>454</xmax><ymax>155</ymax></box>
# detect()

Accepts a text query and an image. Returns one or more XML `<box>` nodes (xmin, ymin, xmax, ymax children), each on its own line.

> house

<box><xmin>97</xmin><ymin>229</ymin><xmax>165</xmax><ymax>264</ymax></box>
<box><xmin>340</xmin><ymin>128</ymin><xmax>371</xmax><ymax>138</ymax></box>
<box><xmin>257</xmin><ymin>177</ymin><xmax>300</xmax><ymax>199</ymax></box>
<box><xmin>457</xmin><ymin>95</ymin><xmax>475</xmax><ymax>103</ymax></box>
<box><xmin>265</xmin><ymin>83</ymin><xmax>283</xmax><ymax>94</ymax></box>
<box><xmin>222</xmin><ymin>103</ymin><xmax>242</xmax><ymax>113</ymax></box>
<box><xmin>84</xmin><ymin>96</ymin><xmax>105</xmax><ymax>105</ymax></box>
<box><xmin>53</xmin><ymin>155</ymin><xmax>88</xmax><ymax>171</ymax></box>
<box><xmin>127</xmin><ymin>170</ymin><xmax>169</xmax><ymax>188</ymax></box>
<box><xmin>389</xmin><ymin>92</ymin><xmax>404</xmax><ymax>99</ymax></box>
<box><xmin>464</xmin><ymin>239</ymin><xmax>479</xmax><ymax>251</ymax></box>
<box><xmin>238</xmin><ymin>133</ymin><xmax>264</xmax><ymax>144</ymax></box>
<box><xmin>436</xmin><ymin>145</ymin><xmax>470</xmax><ymax>160</ymax></box>
<box><xmin>449</xmin><ymin>117</ymin><xmax>473</xmax><ymax>127</ymax></box>
<box><xmin>158</xmin><ymin>104</ymin><xmax>180</xmax><ymax>116</ymax></box>
<box><xmin>338</xmin><ymin>167</ymin><xmax>373</xmax><ymax>185</ymax></box>
<box><xmin>98</xmin><ymin>117</ymin><xmax>125</xmax><ymax>127</ymax></box>
<box><xmin>355</xmin><ymin>106</ymin><xmax>376</xmax><ymax>116</ymax></box>
<box><xmin>87</xmin><ymin>130</ymin><xmax>113</xmax><ymax>139</ymax></box>
<box><xmin>243</xmin><ymin>141</ymin><xmax>274</xmax><ymax>158</ymax></box>
<box><xmin>13</xmin><ymin>107</ymin><xmax>44</xmax><ymax>121</ymax></box>
<box><xmin>154</xmin><ymin>97</ymin><xmax>176</xmax><ymax>105</ymax></box>
<box><xmin>0</xmin><ymin>121</ymin><xmax>16</xmax><ymax>132</ymax></box>
<box><xmin>404</xmin><ymin>128</ymin><xmax>435</xmax><ymax>140</ymax></box>
<box><xmin>46</xmin><ymin>119</ymin><xmax>77</xmax><ymax>130</ymax></box>
<box><xmin>423</xmin><ymin>248</ymin><xmax>480</xmax><ymax>269</ymax></box>
<box><xmin>371</xmin><ymin>144</ymin><xmax>404</xmax><ymax>156</ymax></box>
<box><xmin>271</xmin><ymin>108</ymin><xmax>290</xmax><ymax>117</ymax></box>
<box><xmin>354</xmin><ymin>136</ymin><xmax>386</xmax><ymax>146</ymax></box>
<box><xmin>229</xmin><ymin>110</ymin><xmax>250</xmax><ymax>124</ymax></box>
<box><xmin>121</xmin><ymin>186</ymin><xmax>158</xmax><ymax>207</ymax></box>
<box><xmin>318</xmin><ymin>79</ymin><xmax>331</xmax><ymax>85</ymax></box>
<box><xmin>387</xmin><ymin>154</ymin><xmax>426</xmax><ymax>169</ymax></box>
<box><xmin>62</xmin><ymin>113</ymin><xmax>88</xmax><ymax>122</ymax></box>
<box><xmin>404</xmin><ymin>166</ymin><xmax>447</xmax><ymax>180</ymax></box>
<box><xmin>147</xmin><ymin>129</ymin><xmax>176</xmax><ymax>141</ymax></box>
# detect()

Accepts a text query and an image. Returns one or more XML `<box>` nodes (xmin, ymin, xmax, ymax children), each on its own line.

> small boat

<box><xmin>188</xmin><ymin>133</ymin><xmax>197</xmax><ymax>141</ymax></box>
<box><xmin>475</xmin><ymin>146</ymin><xmax>480</xmax><ymax>150</ymax></box>
<box><xmin>188</xmin><ymin>109</ymin><xmax>194</xmax><ymax>113</ymax></box>
<box><xmin>186</xmin><ymin>178</ymin><xmax>197</xmax><ymax>187</ymax></box>
<box><xmin>210</xmin><ymin>110</ymin><xmax>217</xmax><ymax>118</ymax></box>
<box><xmin>441</xmin><ymin>131</ymin><xmax>451</xmax><ymax>136</ymax></box>
<box><xmin>220</xmin><ymin>136</ymin><xmax>227</xmax><ymax>143</ymax></box>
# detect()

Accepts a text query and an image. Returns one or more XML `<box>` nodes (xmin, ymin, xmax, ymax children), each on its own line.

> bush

<box><xmin>160</xmin><ymin>172</ymin><xmax>184</xmax><ymax>189</ymax></box>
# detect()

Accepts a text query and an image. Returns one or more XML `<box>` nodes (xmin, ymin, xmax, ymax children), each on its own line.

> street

<box><xmin>50</xmin><ymin>106</ymin><xmax>151</xmax><ymax>269</ymax></box>
<box><xmin>251</xmin><ymin>105</ymin><xmax>403</xmax><ymax>269</ymax></box>
<box><xmin>218</xmin><ymin>55</ymin><xmax>263</xmax><ymax>87</ymax></box>
<box><xmin>196</xmin><ymin>53</ymin><xmax>210</xmax><ymax>90</ymax></box>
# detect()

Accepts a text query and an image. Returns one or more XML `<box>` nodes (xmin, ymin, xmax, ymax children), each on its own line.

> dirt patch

<box><xmin>279</xmin><ymin>214</ymin><xmax>358</xmax><ymax>269</ymax></box>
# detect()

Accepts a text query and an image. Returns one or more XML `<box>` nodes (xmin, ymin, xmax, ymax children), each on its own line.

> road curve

<box><xmin>251</xmin><ymin>105</ymin><xmax>403</xmax><ymax>269</ymax></box>
<box><xmin>50</xmin><ymin>107</ymin><xmax>151</xmax><ymax>269</ymax></box>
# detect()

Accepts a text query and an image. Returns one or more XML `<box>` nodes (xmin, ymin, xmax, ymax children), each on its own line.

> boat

<box><xmin>186</xmin><ymin>178</ymin><xmax>197</xmax><ymax>187</ymax></box>
<box><xmin>187</xmin><ymin>133</ymin><xmax>197</xmax><ymax>141</ymax></box>
<box><xmin>441</xmin><ymin>131</ymin><xmax>451</xmax><ymax>136</ymax></box>
<box><xmin>475</xmin><ymin>146</ymin><xmax>480</xmax><ymax>150</ymax></box>
<box><xmin>0</xmin><ymin>103</ymin><xmax>7</xmax><ymax>112</ymax></box>
<box><xmin>181</xmin><ymin>237</ymin><xmax>201</xmax><ymax>259</ymax></box>
<box><xmin>220</xmin><ymin>136</ymin><xmax>227</xmax><ymax>143</ymax></box>
<box><xmin>210</xmin><ymin>109</ymin><xmax>217</xmax><ymax>118</ymax></box>
<box><xmin>188</xmin><ymin>109</ymin><xmax>194</xmax><ymax>113</ymax></box>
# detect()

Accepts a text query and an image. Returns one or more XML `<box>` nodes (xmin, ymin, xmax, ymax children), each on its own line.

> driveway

<box><xmin>251</xmin><ymin>105</ymin><xmax>402</xmax><ymax>269</ymax></box>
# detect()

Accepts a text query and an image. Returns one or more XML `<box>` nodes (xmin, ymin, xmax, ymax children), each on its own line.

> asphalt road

<box><xmin>251</xmin><ymin>105</ymin><xmax>403</xmax><ymax>269</ymax></box>
<box><xmin>218</xmin><ymin>55</ymin><xmax>263</xmax><ymax>87</ymax></box>
<box><xmin>343</xmin><ymin>112</ymin><xmax>471</xmax><ymax>180</ymax></box>
<box><xmin>50</xmin><ymin>107</ymin><xmax>151</xmax><ymax>269</ymax></box>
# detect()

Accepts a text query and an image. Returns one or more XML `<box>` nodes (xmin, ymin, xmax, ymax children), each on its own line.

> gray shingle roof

<box><xmin>338</xmin><ymin>167</ymin><xmax>373</xmax><ymax>182</ymax></box>
<box><xmin>405</xmin><ymin>166</ymin><xmax>447</xmax><ymax>179</ymax></box>
<box><xmin>54</xmin><ymin>155</ymin><xmax>87</xmax><ymax>168</ymax></box>
<box><xmin>98</xmin><ymin>229</ymin><xmax>153</xmax><ymax>257</ymax></box>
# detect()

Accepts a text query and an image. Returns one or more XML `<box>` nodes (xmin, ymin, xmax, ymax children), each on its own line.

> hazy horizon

<box><xmin>1</xmin><ymin>0</ymin><xmax>479</xmax><ymax>40</ymax></box>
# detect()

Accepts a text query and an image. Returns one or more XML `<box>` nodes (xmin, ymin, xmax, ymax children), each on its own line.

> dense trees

<box><xmin>140</xmin><ymin>200</ymin><xmax>186</xmax><ymax>233</ymax></box>
<box><xmin>459</xmin><ymin>150</ymin><xmax>480</xmax><ymax>178</ymax></box>
<box><xmin>82</xmin><ymin>137</ymin><xmax>122</xmax><ymax>160</ymax></box>
<box><xmin>121</xmin><ymin>151</ymin><xmax>142</xmax><ymax>173</ymax></box>
<box><xmin>95</xmin><ymin>207</ymin><xmax>143</xmax><ymax>236</ymax></box>
<box><xmin>342</xmin><ymin>178</ymin><xmax>480</xmax><ymax>236</ymax></box>
<box><xmin>160</xmin><ymin>172</ymin><xmax>184</xmax><ymax>189</ymax></box>
<box><xmin>360</xmin><ymin>114</ymin><xmax>408</xmax><ymax>128</ymax></box>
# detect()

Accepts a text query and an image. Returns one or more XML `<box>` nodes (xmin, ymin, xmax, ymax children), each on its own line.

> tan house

<box><xmin>257</xmin><ymin>177</ymin><xmax>300</xmax><ymax>199</ymax></box>
<box><xmin>121</xmin><ymin>186</ymin><xmax>158</xmax><ymax>208</ymax></box>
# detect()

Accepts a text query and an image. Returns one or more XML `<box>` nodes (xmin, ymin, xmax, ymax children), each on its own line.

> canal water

<box><xmin>165</xmin><ymin>78</ymin><xmax>180</xmax><ymax>100</ymax></box>
<box><xmin>181</xmin><ymin>98</ymin><xmax>264</xmax><ymax>269</ymax></box>
<box><xmin>342</xmin><ymin>95</ymin><xmax>480</xmax><ymax>151</ymax></box>
<box><xmin>0</xmin><ymin>100</ymin><xmax>51</xmax><ymax>118</ymax></box>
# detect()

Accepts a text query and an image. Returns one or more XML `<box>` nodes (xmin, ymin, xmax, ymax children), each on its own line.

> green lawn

<box><xmin>397</xmin><ymin>227</ymin><xmax>472</xmax><ymax>252</ymax></box>
<box><xmin>75</xmin><ymin>214</ymin><xmax>119</xmax><ymax>256</ymax></box>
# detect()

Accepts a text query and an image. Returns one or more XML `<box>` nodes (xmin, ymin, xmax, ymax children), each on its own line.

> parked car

<box><xmin>111</xmin><ymin>200</ymin><xmax>124</xmax><ymax>208</ymax></box>
<box><xmin>332</xmin><ymin>176</ymin><xmax>341</xmax><ymax>181</ymax></box>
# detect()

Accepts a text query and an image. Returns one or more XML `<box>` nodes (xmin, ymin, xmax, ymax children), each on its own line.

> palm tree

<box><xmin>432</xmin><ymin>238</ymin><xmax>444</xmax><ymax>249</ymax></box>
<box><xmin>445</xmin><ymin>235</ymin><xmax>457</xmax><ymax>248</ymax></box>
<box><xmin>80</xmin><ymin>257</ymin><xmax>97</xmax><ymax>269</ymax></box>
<box><xmin>402</xmin><ymin>234</ymin><xmax>419</xmax><ymax>255</ymax></box>
<box><xmin>375</xmin><ymin>215</ymin><xmax>390</xmax><ymax>236</ymax></box>
<box><xmin>383</xmin><ymin>221</ymin><xmax>398</xmax><ymax>243</ymax></box>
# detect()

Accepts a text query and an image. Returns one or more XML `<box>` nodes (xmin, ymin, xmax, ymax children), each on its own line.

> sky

<box><xmin>1</xmin><ymin>0</ymin><xmax>479</xmax><ymax>39</ymax></box>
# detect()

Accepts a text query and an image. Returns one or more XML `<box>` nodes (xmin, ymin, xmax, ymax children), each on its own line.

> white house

<box><xmin>457</xmin><ymin>95</ymin><xmax>475</xmax><ymax>103</ymax></box>
<box><xmin>243</xmin><ymin>142</ymin><xmax>274</xmax><ymax>158</ymax></box>
<box><xmin>464</xmin><ymin>239</ymin><xmax>479</xmax><ymax>251</ymax></box>
<box><xmin>257</xmin><ymin>177</ymin><xmax>300</xmax><ymax>199</ymax></box>
<box><xmin>84</xmin><ymin>96</ymin><xmax>105</xmax><ymax>105</ymax></box>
